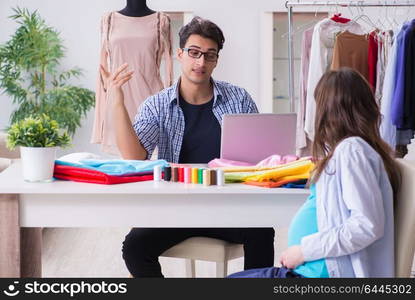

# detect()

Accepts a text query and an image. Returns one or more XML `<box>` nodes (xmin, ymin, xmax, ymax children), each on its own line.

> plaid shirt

<box><xmin>133</xmin><ymin>78</ymin><xmax>258</xmax><ymax>163</ymax></box>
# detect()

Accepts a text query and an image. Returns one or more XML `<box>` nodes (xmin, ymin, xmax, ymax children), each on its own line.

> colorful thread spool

<box><xmin>153</xmin><ymin>165</ymin><xmax>162</xmax><ymax>181</ymax></box>
<box><xmin>203</xmin><ymin>169</ymin><xmax>211</xmax><ymax>186</ymax></box>
<box><xmin>198</xmin><ymin>168</ymin><xmax>204</xmax><ymax>184</ymax></box>
<box><xmin>184</xmin><ymin>167</ymin><xmax>192</xmax><ymax>183</ymax></box>
<box><xmin>178</xmin><ymin>167</ymin><xmax>184</xmax><ymax>182</ymax></box>
<box><xmin>210</xmin><ymin>169</ymin><xmax>217</xmax><ymax>185</ymax></box>
<box><xmin>216</xmin><ymin>169</ymin><xmax>224</xmax><ymax>186</ymax></box>
<box><xmin>191</xmin><ymin>168</ymin><xmax>199</xmax><ymax>184</ymax></box>
<box><xmin>171</xmin><ymin>167</ymin><xmax>179</xmax><ymax>182</ymax></box>
<box><xmin>164</xmin><ymin>166</ymin><xmax>171</xmax><ymax>181</ymax></box>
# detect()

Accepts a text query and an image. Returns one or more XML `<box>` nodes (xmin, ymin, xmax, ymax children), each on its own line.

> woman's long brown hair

<box><xmin>311</xmin><ymin>68</ymin><xmax>400</xmax><ymax>196</ymax></box>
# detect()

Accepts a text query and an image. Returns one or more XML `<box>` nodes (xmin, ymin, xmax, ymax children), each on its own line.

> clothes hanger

<box><xmin>281</xmin><ymin>1</ymin><xmax>322</xmax><ymax>38</ymax></box>
<box><xmin>391</xmin><ymin>5</ymin><xmax>399</xmax><ymax>27</ymax></box>
<box><xmin>331</xmin><ymin>13</ymin><xmax>350</xmax><ymax>23</ymax></box>
<box><xmin>404</xmin><ymin>0</ymin><xmax>413</xmax><ymax>23</ymax></box>
<box><xmin>330</xmin><ymin>1</ymin><xmax>350</xmax><ymax>23</ymax></box>
<box><xmin>373</xmin><ymin>5</ymin><xmax>386</xmax><ymax>31</ymax></box>
<box><xmin>348</xmin><ymin>3</ymin><xmax>378</xmax><ymax>33</ymax></box>
<box><xmin>383</xmin><ymin>4</ymin><xmax>395</xmax><ymax>30</ymax></box>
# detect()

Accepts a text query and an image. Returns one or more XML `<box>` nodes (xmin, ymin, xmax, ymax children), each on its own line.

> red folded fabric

<box><xmin>54</xmin><ymin>164</ymin><xmax>154</xmax><ymax>184</ymax></box>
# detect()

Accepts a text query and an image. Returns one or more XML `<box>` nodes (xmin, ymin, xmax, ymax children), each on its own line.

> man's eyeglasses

<box><xmin>182</xmin><ymin>48</ymin><xmax>219</xmax><ymax>62</ymax></box>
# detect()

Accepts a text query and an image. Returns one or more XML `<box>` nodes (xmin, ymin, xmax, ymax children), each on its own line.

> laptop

<box><xmin>220</xmin><ymin>113</ymin><xmax>297</xmax><ymax>164</ymax></box>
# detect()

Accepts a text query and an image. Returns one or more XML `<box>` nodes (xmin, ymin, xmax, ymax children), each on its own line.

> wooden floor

<box><xmin>42</xmin><ymin>227</ymin><xmax>415</xmax><ymax>278</ymax></box>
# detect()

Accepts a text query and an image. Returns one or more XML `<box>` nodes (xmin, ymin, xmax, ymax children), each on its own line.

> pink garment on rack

<box><xmin>207</xmin><ymin>155</ymin><xmax>302</xmax><ymax>168</ymax></box>
<box><xmin>91</xmin><ymin>12</ymin><xmax>173</xmax><ymax>155</ymax></box>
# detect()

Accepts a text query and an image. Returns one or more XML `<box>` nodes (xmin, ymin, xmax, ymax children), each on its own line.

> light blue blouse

<box><xmin>301</xmin><ymin>137</ymin><xmax>395</xmax><ymax>277</ymax></box>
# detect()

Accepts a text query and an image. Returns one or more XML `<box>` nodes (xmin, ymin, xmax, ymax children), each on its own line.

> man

<box><xmin>101</xmin><ymin>16</ymin><xmax>275</xmax><ymax>277</ymax></box>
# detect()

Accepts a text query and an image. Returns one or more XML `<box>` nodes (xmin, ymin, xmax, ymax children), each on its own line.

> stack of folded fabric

<box><xmin>54</xmin><ymin>157</ymin><xmax>169</xmax><ymax>185</ymax></box>
<box><xmin>222</xmin><ymin>158</ymin><xmax>314</xmax><ymax>188</ymax></box>
<box><xmin>208</xmin><ymin>154</ymin><xmax>302</xmax><ymax>169</ymax></box>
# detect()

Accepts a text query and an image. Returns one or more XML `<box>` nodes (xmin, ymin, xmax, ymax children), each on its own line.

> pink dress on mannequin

<box><xmin>91</xmin><ymin>11</ymin><xmax>173</xmax><ymax>155</ymax></box>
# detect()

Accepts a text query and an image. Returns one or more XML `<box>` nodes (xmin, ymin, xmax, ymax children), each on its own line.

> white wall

<box><xmin>0</xmin><ymin>0</ymin><xmax>413</xmax><ymax>155</ymax></box>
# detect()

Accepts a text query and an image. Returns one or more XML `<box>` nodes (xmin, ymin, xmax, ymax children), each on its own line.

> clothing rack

<box><xmin>284</xmin><ymin>0</ymin><xmax>415</xmax><ymax>113</ymax></box>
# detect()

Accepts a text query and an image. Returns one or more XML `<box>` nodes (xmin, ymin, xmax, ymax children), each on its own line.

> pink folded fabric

<box><xmin>207</xmin><ymin>158</ymin><xmax>255</xmax><ymax>168</ymax></box>
<box><xmin>208</xmin><ymin>155</ymin><xmax>311</xmax><ymax>168</ymax></box>
<box><xmin>256</xmin><ymin>154</ymin><xmax>299</xmax><ymax>167</ymax></box>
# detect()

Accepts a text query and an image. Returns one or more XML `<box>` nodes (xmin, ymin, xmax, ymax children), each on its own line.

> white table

<box><xmin>0</xmin><ymin>161</ymin><xmax>309</xmax><ymax>277</ymax></box>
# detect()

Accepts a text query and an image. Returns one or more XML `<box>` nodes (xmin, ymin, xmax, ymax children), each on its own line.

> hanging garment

<box><xmin>390</xmin><ymin>21</ymin><xmax>415</xmax><ymax>150</ymax></box>
<box><xmin>330</xmin><ymin>31</ymin><xmax>370</xmax><ymax>81</ymax></box>
<box><xmin>91</xmin><ymin>12</ymin><xmax>173</xmax><ymax>155</ymax></box>
<box><xmin>403</xmin><ymin>24</ymin><xmax>415</xmax><ymax>131</ymax></box>
<box><xmin>367</xmin><ymin>30</ymin><xmax>379</xmax><ymax>90</ymax></box>
<box><xmin>304</xmin><ymin>19</ymin><xmax>363</xmax><ymax>141</ymax></box>
<box><xmin>394</xmin><ymin>19</ymin><xmax>415</xmax><ymax>153</ymax></box>
<box><xmin>391</xmin><ymin>21</ymin><xmax>413</xmax><ymax>129</ymax></box>
<box><xmin>296</xmin><ymin>27</ymin><xmax>314</xmax><ymax>156</ymax></box>
<box><xmin>375</xmin><ymin>30</ymin><xmax>393</xmax><ymax>105</ymax></box>
<box><xmin>380</xmin><ymin>25</ymin><xmax>402</xmax><ymax>149</ymax></box>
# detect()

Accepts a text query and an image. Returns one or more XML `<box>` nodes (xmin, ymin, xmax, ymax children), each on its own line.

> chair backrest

<box><xmin>394</xmin><ymin>158</ymin><xmax>415</xmax><ymax>277</ymax></box>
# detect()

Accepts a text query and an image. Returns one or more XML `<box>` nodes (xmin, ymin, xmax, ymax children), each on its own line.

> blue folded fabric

<box><xmin>281</xmin><ymin>179</ymin><xmax>307</xmax><ymax>189</ymax></box>
<box><xmin>55</xmin><ymin>159</ymin><xmax>169</xmax><ymax>176</ymax></box>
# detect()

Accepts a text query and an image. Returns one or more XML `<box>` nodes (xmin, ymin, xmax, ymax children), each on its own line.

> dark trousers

<box><xmin>122</xmin><ymin>228</ymin><xmax>275</xmax><ymax>277</ymax></box>
<box><xmin>228</xmin><ymin>266</ymin><xmax>303</xmax><ymax>278</ymax></box>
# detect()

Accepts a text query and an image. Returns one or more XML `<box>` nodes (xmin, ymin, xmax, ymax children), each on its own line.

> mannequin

<box><xmin>118</xmin><ymin>0</ymin><xmax>155</xmax><ymax>17</ymax></box>
<box><xmin>91</xmin><ymin>0</ymin><xmax>172</xmax><ymax>155</ymax></box>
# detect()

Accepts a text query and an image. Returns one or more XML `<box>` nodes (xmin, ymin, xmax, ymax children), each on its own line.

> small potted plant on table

<box><xmin>6</xmin><ymin>114</ymin><xmax>70</xmax><ymax>182</ymax></box>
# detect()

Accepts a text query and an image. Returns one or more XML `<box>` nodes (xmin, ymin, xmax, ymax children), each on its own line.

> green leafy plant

<box><xmin>7</xmin><ymin>114</ymin><xmax>71</xmax><ymax>149</ymax></box>
<box><xmin>0</xmin><ymin>7</ymin><xmax>95</xmax><ymax>136</ymax></box>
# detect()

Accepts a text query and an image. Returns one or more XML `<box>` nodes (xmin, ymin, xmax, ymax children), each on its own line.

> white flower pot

<box><xmin>20</xmin><ymin>146</ymin><xmax>57</xmax><ymax>182</ymax></box>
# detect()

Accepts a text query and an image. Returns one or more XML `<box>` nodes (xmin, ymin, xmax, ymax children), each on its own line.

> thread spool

<box><xmin>203</xmin><ymin>169</ymin><xmax>211</xmax><ymax>186</ymax></box>
<box><xmin>210</xmin><ymin>169</ymin><xmax>217</xmax><ymax>185</ymax></box>
<box><xmin>198</xmin><ymin>168</ymin><xmax>204</xmax><ymax>184</ymax></box>
<box><xmin>171</xmin><ymin>167</ymin><xmax>179</xmax><ymax>182</ymax></box>
<box><xmin>178</xmin><ymin>167</ymin><xmax>184</xmax><ymax>182</ymax></box>
<box><xmin>164</xmin><ymin>166</ymin><xmax>171</xmax><ymax>181</ymax></box>
<box><xmin>216</xmin><ymin>169</ymin><xmax>224</xmax><ymax>186</ymax></box>
<box><xmin>191</xmin><ymin>168</ymin><xmax>198</xmax><ymax>184</ymax></box>
<box><xmin>184</xmin><ymin>167</ymin><xmax>192</xmax><ymax>183</ymax></box>
<box><xmin>153</xmin><ymin>165</ymin><xmax>162</xmax><ymax>181</ymax></box>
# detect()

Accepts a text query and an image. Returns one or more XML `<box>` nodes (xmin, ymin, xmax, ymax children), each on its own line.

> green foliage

<box><xmin>6</xmin><ymin>114</ymin><xmax>71</xmax><ymax>149</ymax></box>
<box><xmin>0</xmin><ymin>7</ymin><xmax>95</xmax><ymax>136</ymax></box>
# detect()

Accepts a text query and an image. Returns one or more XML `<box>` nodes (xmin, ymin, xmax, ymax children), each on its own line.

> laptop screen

<box><xmin>220</xmin><ymin>113</ymin><xmax>297</xmax><ymax>164</ymax></box>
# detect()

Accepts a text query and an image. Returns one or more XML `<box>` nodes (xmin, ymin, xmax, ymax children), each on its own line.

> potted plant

<box><xmin>0</xmin><ymin>7</ymin><xmax>95</xmax><ymax>136</ymax></box>
<box><xmin>6</xmin><ymin>114</ymin><xmax>70</xmax><ymax>182</ymax></box>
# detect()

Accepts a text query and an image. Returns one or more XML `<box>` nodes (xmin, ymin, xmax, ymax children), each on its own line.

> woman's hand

<box><xmin>279</xmin><ymin>245</ymin><xmax>304</xmax><ymax>269</ymax></box>
<box><xmin>100</xmin><ymin>63</ymin><xmax>134</xmax><ymax>107</ymax></box>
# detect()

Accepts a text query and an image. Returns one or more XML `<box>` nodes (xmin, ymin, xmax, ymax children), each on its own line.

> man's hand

<box><xmin>100</xmin><ymin>63</ymin><xmax>146</xmax><ymax>160</ymax></box>
<box><xmin>279</xmin><ymin>245</ymin><xmax>304</xmax><ymax>269</ymax></box>
<box><xmin>100</xmin><ymin>63</ymin><xmax>134</xmax><ymax>107</ymax></box>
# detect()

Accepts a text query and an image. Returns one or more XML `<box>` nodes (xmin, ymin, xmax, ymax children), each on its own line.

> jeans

<box><xmin>228</xmin><ymin>266</ymin><xmax>303</xmax><ymax>278</ymax></box>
